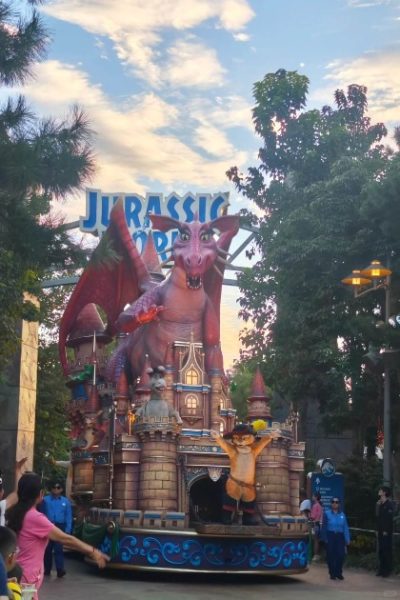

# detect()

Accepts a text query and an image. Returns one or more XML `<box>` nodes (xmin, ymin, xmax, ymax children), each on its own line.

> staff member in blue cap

<box><xmin>321</xmin><ymin>497</ymin><xmax>350</xmax><ymax>580</ymax></box>
<box><xmin>42</xmin><ymin>480</ymin><xmax>72</xmax><ymax>578</ymax></box>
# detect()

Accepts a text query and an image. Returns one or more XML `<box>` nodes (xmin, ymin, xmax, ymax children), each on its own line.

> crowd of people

<box><xmin>0</xmin><ymin>457</ymin><xmax>397</xmax><ymax>598</ymax></box>
<box><xmin>300</xmin><ymin>485</ymin><xmax>397</xmax><ymax>581</ymax></box>
<box><xmin>0</xmin><ymin>461</ymin><xmax>109</xmax><ymax>600</ymax></box>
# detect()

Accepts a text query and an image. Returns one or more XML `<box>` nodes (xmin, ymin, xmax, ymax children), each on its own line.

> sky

<box><xmin>7</xmin><ymin>0</ymin><xmax>400</xmax><ymax>367</ymax></box>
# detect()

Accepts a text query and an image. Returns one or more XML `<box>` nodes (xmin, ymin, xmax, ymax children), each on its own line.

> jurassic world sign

<box><xmin>80</xmin><ymin>189</ymin><xmax>230</xmax><ymax>259</ymax></box>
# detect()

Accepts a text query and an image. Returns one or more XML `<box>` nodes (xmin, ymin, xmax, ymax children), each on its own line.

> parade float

<box><xmin>58</xmin><ymin>197</ymin><xmax>308</xmax><ymax>574</ymax></box>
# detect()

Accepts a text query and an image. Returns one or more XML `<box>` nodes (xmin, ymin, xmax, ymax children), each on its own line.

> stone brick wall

<box><xmin>138</xmin><ymin>436</ymin><xmax>177</xmax><ymax>511</ymax></box>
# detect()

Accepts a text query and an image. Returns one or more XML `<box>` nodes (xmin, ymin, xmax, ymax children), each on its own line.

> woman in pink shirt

<box><xmin>310</xmin><ymin>492</ymin><xmax>324</xmax><ymax>561</ymax></box>
<box><xmin>6</xmin><ymin>473</ymin><xmax>109</xmax><ymax>599</ymax></box>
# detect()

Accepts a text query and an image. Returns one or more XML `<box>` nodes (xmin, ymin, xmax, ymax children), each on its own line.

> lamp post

<box><xmin>341</xmin><ymin>259</ymin><xmax>392</xmax><ymax>486</ymax></box>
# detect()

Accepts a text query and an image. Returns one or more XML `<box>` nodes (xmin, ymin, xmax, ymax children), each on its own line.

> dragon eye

<box><xmin>200</xmin><ymin>231</ymin><xmax>212</xmax><ymax>242</ymax></box>
<box><xmin>179</xmin><ymin>231</ymin><xmax>190</xmax><ymax>241</ymax></box>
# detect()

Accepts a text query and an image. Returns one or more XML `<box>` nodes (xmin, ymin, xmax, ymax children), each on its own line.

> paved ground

<box><xmin>39</xmin><ymin>556</ymin><xmax>399</xmax><ymax>600</ymax></box>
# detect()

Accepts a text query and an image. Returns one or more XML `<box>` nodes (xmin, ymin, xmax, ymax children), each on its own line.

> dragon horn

<box><xmin>217</xmin><ymin>248</ymin><xmax>230</xmax><ymax>256</ymax></box>
<box><xmin>213</xmin><ymin>264</ymin><xmax>224</xmax><ymax>278</ymax></box>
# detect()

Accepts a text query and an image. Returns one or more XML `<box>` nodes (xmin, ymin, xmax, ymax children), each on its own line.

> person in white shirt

<box><xmin>0</xmin><ymin>458</ymin><xmax>28</xmax><ymax>526</ymax></box>
<box><xmin>299</xmin><ymin>489</ymin><xmax>312</xmax><ymax>518</ymax></box>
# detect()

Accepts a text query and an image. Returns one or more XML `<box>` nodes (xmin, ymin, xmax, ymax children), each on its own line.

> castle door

<box><xmin>189</xmin><ymin>475</ymin><xmax>225</xmax><ymax>523</ymax></box>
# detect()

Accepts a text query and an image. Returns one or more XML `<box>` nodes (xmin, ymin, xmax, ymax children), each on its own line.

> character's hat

<box><xmin>223</xmin><ymin>423</ymin><xmax>256</xmax><ymax>439</ymax></box>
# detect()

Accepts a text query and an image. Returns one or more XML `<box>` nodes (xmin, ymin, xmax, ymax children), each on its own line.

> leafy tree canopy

<box><xmin>228</xmin><ymin>69</ymin><xmax>400</xmax><ymax>456</ymax></box>
<box><xmin>0</xmin><ymin>0</ymin><xmax>95</xmax><ymax>373</ymax></box>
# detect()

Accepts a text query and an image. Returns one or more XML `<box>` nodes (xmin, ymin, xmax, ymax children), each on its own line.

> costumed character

<box><xmin>135</xmin><ymin>366</ymin><xmax>182</xmax><ymax>425</ymax></box>
<box><xmin>211</xmin><ymin>424</ymin><xmax>280</xmax><ymax>525</ymax></box>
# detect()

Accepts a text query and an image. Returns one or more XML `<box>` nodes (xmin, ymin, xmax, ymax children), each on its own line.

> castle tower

<box><xmin>209</xmin><ymin>345</ymin><xmax>225</xmax><ymax>432</ymax></box>
<box><xmin>250</xmin><ymin>369</ymin><xmax>291</xmax><ymax>515</ymax></box>
<box><xmin>177</xmin><ymin>334</ymin><xmax>209</xmax><ymax>429</ymax></box>
<box><xmin>163</xmin><ymin>344</ymin><xmax>175</xmax><ymax>406</ymax></box>
<box><xmin>247</xmin><ymin>366</ymin><xmax>272</xmax><ymax>425</ymax></box>
<box><xmin>65</xmin><ymin>303</ymin><xmax>111</xmax><ymax>377</ymax></box>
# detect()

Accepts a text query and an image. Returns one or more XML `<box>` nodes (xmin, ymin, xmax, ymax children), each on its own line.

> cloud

<box><xmin>43</xmin><ymin>0</ymin><xmax>254</xmax><ymax>88</ymax></box>
<box><xmin>347</xmin><ymin>0</ymin><xmax>393</xmax><ymax>6</ymax></box>
<box><xmin>233</xmin><ymin>32</ymin><xmax>250</xmax><ymax>42</ymax></box>
<box><xmin>165</xmin><ymin>40</ymin><xmax>226</xmax><ymax>88</ymax></box>
<box><xmin>311</xmin><ymin>50</ymin><xmax>400</xmax><ymax>126</ymax></box>
<box><xmin>9</xmin><ymin>60</ymin><xmax>250</xmax><ymax>216</ymax></box>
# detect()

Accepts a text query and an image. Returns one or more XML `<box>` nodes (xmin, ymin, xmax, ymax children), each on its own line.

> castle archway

<box><xmin>189</xmin><ymin>474</ymin><xmax>225</xmax><ymax>523</ymax></box>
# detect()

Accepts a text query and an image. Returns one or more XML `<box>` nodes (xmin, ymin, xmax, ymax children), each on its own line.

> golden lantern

<box><xmin>341</xmin><ymin>269</ymin><xmax>371</xmax><ymax>287</ymax></box>
<box><xmin>360</xmin><ymin>259</ymin><xmax>392</xmax><ymax>279</ymax></box>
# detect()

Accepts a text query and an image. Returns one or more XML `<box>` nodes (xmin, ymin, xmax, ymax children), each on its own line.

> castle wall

<box><xmin>256</xmin><ymin>438</ymin><xmax>291</xmax><ymax>514</ymax></box>
<box><xmin>112</xmin><ymin>434</ymin><xmax>141</xmax><ymax>510</ymax></box>
<box><xmin>138</xmin><ymin>434</ymin><xmax>178</xmax><ymax>511</ymax></box>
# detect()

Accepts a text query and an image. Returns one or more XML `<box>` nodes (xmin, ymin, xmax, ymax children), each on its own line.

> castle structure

<box><xmin>66</xmin><ymin>311</ymin><xmax>305</xmax><ymax>528</ymax></box>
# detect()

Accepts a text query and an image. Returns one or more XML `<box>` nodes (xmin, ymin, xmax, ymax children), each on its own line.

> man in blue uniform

<box><xmin>42</xmin><ymin>481</ymin><xmax>72</xmax><ymax>578</ymax></box>
<box><xmin>321</xmin><ymin>497</ymin><xmax>350</xmax><ymax>580</ymax></box>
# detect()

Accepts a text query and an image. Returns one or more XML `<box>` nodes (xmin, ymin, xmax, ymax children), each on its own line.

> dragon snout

<box><xmin>185</xmin><ymin>255</ymin><xmax>202</xmax><ymax>268</ymax></box>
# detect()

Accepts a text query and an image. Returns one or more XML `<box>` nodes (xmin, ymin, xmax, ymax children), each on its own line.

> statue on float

<box><xmin>211</xmin><ymin>424</ymin><xmax>280</xmax><ymax>525</ymax></box>
<box><xmin>59</xmin><ymin>199</ymin><xmax>240</xmax><ymax>384</ymax></box>
<box><xmin>135</xmin><ymin>366</ymin><xmax>182</xmax><ymax>425</ymax></box>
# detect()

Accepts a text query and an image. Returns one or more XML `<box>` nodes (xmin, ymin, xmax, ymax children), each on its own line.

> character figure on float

<box><xmin>211</xmin><ymin>424</ymin><xmax>280</xmax><ymax>525</ymax></box>
<box><xmin>135</xmin><ymin>366</ymin><xmax>182</xmax><ymax>426</ymax></box>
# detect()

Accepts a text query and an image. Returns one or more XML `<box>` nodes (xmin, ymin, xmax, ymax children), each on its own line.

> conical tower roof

<box><xmin>247</xmin><ymin>366</ymin><xmax>272</xmax><ymax>420</ymax></box>
<box><xmin>66</xmin><ymin>303</ymin><xmax>111</xmax><ymax>347</ymax></box>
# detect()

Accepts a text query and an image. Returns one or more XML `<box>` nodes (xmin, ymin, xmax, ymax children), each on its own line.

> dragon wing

<box><xmin>59</xmin><ymin>198</ymin><xmax>150</xmax><ymax>374</ymax></box>
<box><xmin>203</xmin><ymin>214</ymin><xmax>240</xmax><ymax>326</ymax></box>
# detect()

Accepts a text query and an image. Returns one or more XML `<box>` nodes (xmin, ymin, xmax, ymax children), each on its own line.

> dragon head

<box><xmin>149</xmin><ymin>214</ymin><xmax>239</xmax><ymax>290</ymax></box>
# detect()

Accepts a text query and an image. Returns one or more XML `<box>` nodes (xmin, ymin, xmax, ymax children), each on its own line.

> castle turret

<box><xmin>66</xmin><ymin>303</ymin><xmax>111</xmax><ymax>376</ymax></box>
<box><xmin>135</xmin><ymin>368</ymin><xmax>181</xmax><ymax>512</ymax></box>
<box><xmin>209</xmin><ymin>345</ymin><xmax>224</xmax><ymax>431</ymax></box>
<box><xmin>163</xmin><ymin>344</ymin><xmax>175</xmax><ymax>406</ymax></box>
<box><xmin>247</xmin><ymin>366</ymin><xmax>272</xmax><ymax>425</ymax></box>
<box><xmin>250</xmin><ymin>369</ymin><xmax>291</xmax><ymax>515</ymax></box>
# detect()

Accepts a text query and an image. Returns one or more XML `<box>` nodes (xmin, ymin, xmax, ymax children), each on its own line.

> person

<box><xmin>0</xmin><ymin>460</ymin><xmax>28</xmax><ymax>527</ymax></box>
<box><xmin>299</xmin><ymin>489</ymin><xmax>311</xmax><ymax>519</ymax></box>
<box><xmin>0</xmin><ymin>554</ymin><xmax>9</xmax><ymax>600</ymax></box>
<box><xmin>376</xmin><ymin>485</ymin><xmax>395</xmax><ymax>577</ymax></box>
<box><xmin>41</xmin><ymin>481</ymin><xmax>72</xmax><ymax>578</ymax></box>
<box><xmin>310</xmin><ymin>492</ymin><xmax>323</xmax><ymax>561</ymax></box>
<box><xmin>321</xmin><ymin>497</ymin><xmax>350</xmax><ymax>580</ymax></box>
<box><xmin>6</xmin><ymin>473</ymin><xmax>109</xmax><ymax>599</ymax></box>
<box><xmin>0</xmin><ymin>526</ymin><xmax>22</xmax><ymax>599</ymax></box>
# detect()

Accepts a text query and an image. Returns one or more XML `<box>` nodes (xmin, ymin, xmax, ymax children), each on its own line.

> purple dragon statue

<box><xmin>59</xmin><ymin>200</ymin><xmax>239</xmax><ymax>383</ymax></box>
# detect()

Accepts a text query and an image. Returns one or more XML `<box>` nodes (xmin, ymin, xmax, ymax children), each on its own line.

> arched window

<box><xmin>185</xmin><ymin>394</ymin><xmax>198</xmax><ymax>415</ymax></box>
<box><xmin>219</xmin><ymin>421</ymin><xmax>224</xmax><ymax>434</ymax></box>
<box><xmin>186</xmin><ymin>368</ymin><xmax>199</xmax><ymax>385</ymax></box>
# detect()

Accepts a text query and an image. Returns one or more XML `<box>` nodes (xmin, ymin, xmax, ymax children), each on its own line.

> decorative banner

<box><xmin>80</xmin><ymin>189</ymin><xmax>230</xmax><ymax>260</ymax></box>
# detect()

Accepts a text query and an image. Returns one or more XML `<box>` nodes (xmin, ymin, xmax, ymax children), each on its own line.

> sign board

<box><xmin>79</xmin><ymin>189</ymin><xmax>230</xmax><ymax>260</ymax></box>
<box><xmin>311</xmin><ymin>472</ymin><xmax>344</xmax><ymax>510</ymax></box>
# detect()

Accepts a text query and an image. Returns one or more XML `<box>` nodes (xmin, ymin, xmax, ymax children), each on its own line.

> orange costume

<box><xmin>211</xmin><ymin>424</ymin><xmax>278</xmax><ymax>525</ymax></box>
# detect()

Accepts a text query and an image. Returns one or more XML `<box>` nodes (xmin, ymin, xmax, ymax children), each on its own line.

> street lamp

<box><xmin>341</xmin><ymin>259</ymin><xmax>392</xmax><ymax>486</ymax></box>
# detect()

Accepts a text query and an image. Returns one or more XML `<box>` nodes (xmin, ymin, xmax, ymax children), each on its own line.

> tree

<box><xmin>228</xmin><ymin>69</ymin><xmax>400</xmax><ymax>464</ymax></box>
<box><xmin>34</xmin><ymin>342</ymin><xmax>71</xmax><ymax>479</ymax></box>
<box><xmin>0</xmin><ymin>0</ymin><xmax>95</xmax><ymax>373</ymax></box>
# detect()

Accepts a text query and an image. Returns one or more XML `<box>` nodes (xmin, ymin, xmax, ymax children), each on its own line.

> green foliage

<box><xmin>339</xmin><ymin>455</ymin><xmax>383</xmax><ymax>528</ymax></box>
<box><xmin>228</xmin><ymin>68</ymin><xmax>400</xmax><ymax>457</ymax></box>
<box><xmin>0</xmin><ymin>1</ymin><xmax>95</xmax><ymax>373</ymax></box>
<box><xmin>34</xmin><ymin>342</ymin><xmax>71</xmax><ymax>478</ymax></box>
<box><xmin>230</xmin><ymin>365</ymin><xmax>255</xmax><ymax>420</ymax></box>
